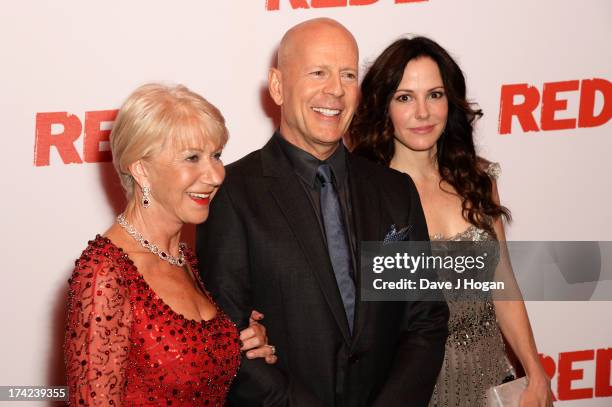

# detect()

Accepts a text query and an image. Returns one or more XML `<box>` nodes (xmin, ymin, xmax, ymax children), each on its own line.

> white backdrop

<box><xmin>0</xmin><ymin>0</ymin><xmax>610</xmax><ymax>405</ymax></box>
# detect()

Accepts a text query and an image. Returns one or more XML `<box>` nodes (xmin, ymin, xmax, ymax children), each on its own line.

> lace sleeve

<box><xmin>485</xmin><ymin>162</ymin><xmax>501</xmax><ymax>180</ymax></box>
<box><xmin>64</xmin><ymin>241</ymin><xmax>132</xmax><ymax>406</ymax></box>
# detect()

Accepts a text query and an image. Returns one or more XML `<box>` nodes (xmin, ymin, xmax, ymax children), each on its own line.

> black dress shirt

<box><xmin>275</xmin><ymin>132</ymin><xmax>357</xmax><ymax>279</ymax></box>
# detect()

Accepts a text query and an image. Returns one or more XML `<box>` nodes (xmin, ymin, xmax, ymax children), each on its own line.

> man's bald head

<box><xmin>277</xmin><ymin>18</ymin><xmax>358</xmax><ymax>71</ymax></box>
<box><xmin>268</xmin><ymin>18</ymin><xmax>359</xmax><ymax>160</ymax></box>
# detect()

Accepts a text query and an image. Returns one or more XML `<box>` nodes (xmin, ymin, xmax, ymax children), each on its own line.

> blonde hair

<box><xmin>110</xmin><ymin>83</ymin><xmax>228</xmax><ymax>198</ymax></box>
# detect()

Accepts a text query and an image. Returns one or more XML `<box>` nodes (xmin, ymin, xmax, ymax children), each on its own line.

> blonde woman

<box><xmin>65</xmin><ymin>84</ymin><xmax>275</xmax><ymax>406</ymax></box>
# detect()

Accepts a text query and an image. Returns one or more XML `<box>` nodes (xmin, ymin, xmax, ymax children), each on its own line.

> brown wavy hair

<box><xmin>348</xmin><ymin>36</ymin><xmax>510</xmax><ymax>234</ymax></box>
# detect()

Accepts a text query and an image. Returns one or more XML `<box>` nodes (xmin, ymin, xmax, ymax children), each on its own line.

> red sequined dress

<box><xmin>65</xmin><ymin>235</ymin><xmax>241</xmax><ymax>406</ymax></box>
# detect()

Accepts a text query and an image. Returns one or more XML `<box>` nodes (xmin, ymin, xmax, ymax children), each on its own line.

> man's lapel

<box><xmin>261</xmin><ymin>137</ymin><xmax>352</xmax><ymax>344</ymax></box>
<box><xmin>347</xmin><ymin>154</ymin><xmax>383</xmax><ymax>343</ymax></box>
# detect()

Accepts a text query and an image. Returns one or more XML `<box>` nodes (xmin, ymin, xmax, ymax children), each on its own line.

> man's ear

<box><xmin>268</xmin><ymin>68</ymin><xmax>283</xmax><ymax>106</ymax></box>
<box><xmin>128</xmin><ymin>159</ymin><xmax>149</xmax><ymax>189</ymax></box>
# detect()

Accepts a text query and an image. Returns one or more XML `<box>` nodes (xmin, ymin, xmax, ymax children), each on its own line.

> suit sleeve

<box><xmin>196</xmin><ymin>184</ymin><xmax>323</xmax><ymax>407</ymax></box>
<box><xmin>372</xmin><ymin>175</ymin><xmax>450</xmax><ymax>407</ymax></box>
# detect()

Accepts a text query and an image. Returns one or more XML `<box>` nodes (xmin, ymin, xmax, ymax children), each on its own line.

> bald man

<box><xmin>197</xmin><ymin>18</ymin><xmax>448</xmax><ymax>407</ymax></box>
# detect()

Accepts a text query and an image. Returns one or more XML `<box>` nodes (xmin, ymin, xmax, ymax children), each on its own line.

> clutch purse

<box><xmin>486</xmin><ymin>376</ymin><xmax>528</xmax><ymax>407</ymax></box>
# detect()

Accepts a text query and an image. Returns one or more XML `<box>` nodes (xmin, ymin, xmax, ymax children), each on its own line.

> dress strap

<box><xmin>485</xmin><ymin>162</ymin><xmax>501</xmax><ymax>180</ymax></box>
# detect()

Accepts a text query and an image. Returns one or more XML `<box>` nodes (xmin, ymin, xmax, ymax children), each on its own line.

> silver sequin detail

<box><xmin>429</xmin><ymin>225</ymin><xmax>513</xmax><ymax>407</ymax></box>
<box><xmin>485</xmin><ymin>162</ymin><xmax>501</xmax><ymax>180</ymax></box>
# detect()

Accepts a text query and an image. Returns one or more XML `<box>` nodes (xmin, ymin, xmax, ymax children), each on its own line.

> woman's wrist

<box><xmin>516</xmin><ymin>353</ymin><xmax>545</xmax><ymax>378</ymax></box>
<box><xmin>524</xmin><ymin>364</ymin><xmax>549</xmax><ymax>384</ymax></box>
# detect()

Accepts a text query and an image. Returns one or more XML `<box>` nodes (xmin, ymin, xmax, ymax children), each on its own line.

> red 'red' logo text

<box><xmin>266</xmin><ymin>0</ymin><xmax>427</xmax><ymax>11</ymax></box>
<box><xmin>539</xmin><ymin>347</ymin><xmax>612</xmax><ymax>401</ymax></box>
<box><xmin>34</xmin><ymin>110</ymin><xmax>118</xmax><ymax>166</ymax></box>
<box><xmin>498</xmin><ymin>78</ymin><xmax>611</xmax><ymax>134</ymax></box>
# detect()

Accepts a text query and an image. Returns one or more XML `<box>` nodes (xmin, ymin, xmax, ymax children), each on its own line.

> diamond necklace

<box><xmin>116</xmin><ymin>213</ymin><xmax>185</xmax><ymax>267</ymax></box>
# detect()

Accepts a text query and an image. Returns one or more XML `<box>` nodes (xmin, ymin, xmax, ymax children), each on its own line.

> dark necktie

<box><xmin>317</xmin><ymin>163</ymin><xmax>356</xmax><ymax>333</ymax></box>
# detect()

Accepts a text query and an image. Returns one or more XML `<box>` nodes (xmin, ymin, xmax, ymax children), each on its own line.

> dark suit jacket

<box><xmin>196</xmin><ymin>136</ymin><xmax>449</xmax><ymax>407</ymax></box>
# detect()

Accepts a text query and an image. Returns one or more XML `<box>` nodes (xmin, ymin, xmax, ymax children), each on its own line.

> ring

<box><xmin>266</xmin><ymin>344</ymin><xmax>276</xmax><ymax>355</ymax></box>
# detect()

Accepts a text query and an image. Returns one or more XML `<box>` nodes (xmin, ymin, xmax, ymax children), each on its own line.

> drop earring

<box><xmin>141</xmin><ymin>185</ymin><xmax>151</xmax><ymax>208</ymax></box>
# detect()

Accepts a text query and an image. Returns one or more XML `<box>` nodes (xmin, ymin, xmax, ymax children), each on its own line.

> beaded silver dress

<box><xmin>428</xmin><ymin>163</ymin><xmax>514</xmax><ymax>407</ymax></box>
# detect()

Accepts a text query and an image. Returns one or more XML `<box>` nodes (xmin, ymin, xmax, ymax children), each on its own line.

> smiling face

<box><xmin>269</xmin><ymin>20</ymin><xmax>359</xmax><ymax>160</ymax></box>
<box><xmin>389</xmin><ymin>57</ymin><xmax>448</xmax><ymax>155</ymax></box>
<box><xmin>142</xmin><ymin>132</ymin><xmax>225</xmax><ymax>226</ymax></box>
